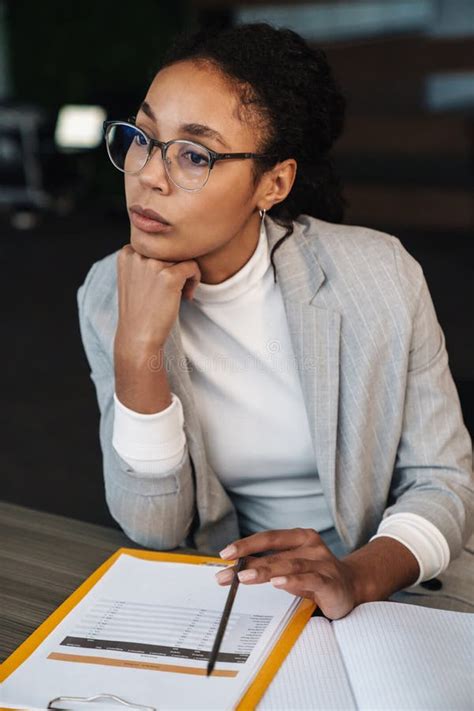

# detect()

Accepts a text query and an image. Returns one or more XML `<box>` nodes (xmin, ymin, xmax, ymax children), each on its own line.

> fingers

<box><xmin>270</xmin><ymin>571</ymin><xmax>331</xmax><ymax>597</ymax></box>
<box><xmin>214</xmin><ymin>548</ymin><xmax>356</xmax><ymax>619</ymax></box>
<box><xmin>271</xmin><ymin>570</ymin><xmax>356</xmax><ymax>619</ymax></box>
<box><xmin>159</xmin><ymin>260</ymin><xmax>202</xmax><ymax>299</ymax></box>
<box><xmin>215</xmin><ymin>529</ymin><xmax>334</xmax><ymax>587</ymax></box>
<box><xmin>118</xmin><ymin>243</ymin><xmax>197</xmax><ymax>276</ymax></box>
<box><xmin>214</xmin><ymin>555</ymin><xmax>259</xmax><ymax>584</ymax></box>
<box><xmin>263</xmin><ymin>546</ymin><xmax>333</xmax><ymax>564</ymax></box>
<box><xmin>118</xmin><ymin>246</ymin><xmax>201</xmax><ymax>298</ymax></box>
<box><xmin>181</xmin><ymin>270</ymin><xmax>201</xmax><ymax>300</ymax></box>
<box><xmin>215</xmin><ymin>555</ymin><xmax>333</xmax><ymax>586</ymax></box>
<box><xmin>219</xmin><ymin>528</ymin><xmax>323</xmax><ymax>560</ymax></box>
<box><xmin>215</xmin><ymin>546</ymin><xmax>331</xmax><ymax>584</ymax></box>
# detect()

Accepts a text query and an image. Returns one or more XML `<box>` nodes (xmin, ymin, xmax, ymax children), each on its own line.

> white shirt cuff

<box><xmin>112</xmin><ymin>391</ymin><xmax>186</xmax><ymax>474</ymax></box>
<box><xmin>369</xmin><ymin>512</ymin><xmax>450</xmax><ymax>587</ymax></box>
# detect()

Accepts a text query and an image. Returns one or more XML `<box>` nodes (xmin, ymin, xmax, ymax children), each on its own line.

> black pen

<box><xmin>207</xmin><ymin>557</ymin><xmax>247</xmax><ymax>677</ymax></box>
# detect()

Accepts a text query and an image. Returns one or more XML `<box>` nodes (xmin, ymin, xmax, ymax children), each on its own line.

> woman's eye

<box><xmin>183</xmin><ymin>150</ymin><xmax>209</xmax><ymax>166</ymax></box>
<box><xmin>133</xmin><ymin>132</ymin><xmax>148</xmax><ymax>146</ymax></box>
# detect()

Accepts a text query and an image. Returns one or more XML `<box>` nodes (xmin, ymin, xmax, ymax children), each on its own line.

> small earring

<box><xmin>259</xmin><ymin>208</ymin><xmax>267</xmax><ymax>228</ymax></box>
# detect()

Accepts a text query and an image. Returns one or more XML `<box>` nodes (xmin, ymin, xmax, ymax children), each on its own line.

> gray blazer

<box><xmin>77</xmin><ymin>214</ymin><xmax>473</xmax><ymax>556</ymax></box>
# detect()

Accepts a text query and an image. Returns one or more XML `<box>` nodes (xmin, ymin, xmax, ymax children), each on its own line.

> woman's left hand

<box><xmin>214</xmin><ymin>528</ymin><xmax>359</xmax><ymax>620</ymax></box>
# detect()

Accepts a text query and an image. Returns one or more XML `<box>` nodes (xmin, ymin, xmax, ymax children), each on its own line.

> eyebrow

<box><xmin>138</xmin><ymin>101</ymin><xmax>231</xmax><ymax>150</ymax></box>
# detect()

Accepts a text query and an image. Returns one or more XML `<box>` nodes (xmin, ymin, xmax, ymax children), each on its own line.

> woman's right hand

<box><xmin>115</xmin><ymin>244</ymin><xmax>201</xmax><ymax>357</ymax></box>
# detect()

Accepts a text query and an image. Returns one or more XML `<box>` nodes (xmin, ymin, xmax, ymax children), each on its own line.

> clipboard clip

<box><xmin>47</xmin><ymin>693</ymin><xmax>156</xmax><ymax>711</ymax></box>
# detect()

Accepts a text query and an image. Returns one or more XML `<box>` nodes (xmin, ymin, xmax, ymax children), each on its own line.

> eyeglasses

<box><xmin>103</xmin><ymin>118</ymin><xmax>274</xmax><ymax>192</ymax></box>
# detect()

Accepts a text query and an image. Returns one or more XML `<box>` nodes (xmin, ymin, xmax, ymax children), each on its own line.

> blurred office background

<box><xmin>1</xmin><ymin>0</ymin><xmax>473</xmax><ymax>527</ymax></box>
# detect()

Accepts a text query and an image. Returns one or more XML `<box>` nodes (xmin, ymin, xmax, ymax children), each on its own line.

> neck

<box><xmin>197</xmin><ymin>213</ymin><xmax>262</xmax><ymax>285</ymax></box>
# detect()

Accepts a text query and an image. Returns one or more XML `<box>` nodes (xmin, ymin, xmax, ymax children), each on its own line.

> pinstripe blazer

<box><xmin>77</xmin><ymin>214</ymin><xmax>473</xmax><ymax>557</ymax></box>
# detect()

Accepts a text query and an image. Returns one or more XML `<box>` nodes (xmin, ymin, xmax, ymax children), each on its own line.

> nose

<box><xmin>137</xmin><ymin>145</ymin><xmax>172</xmax><ymax>193</ymax></box>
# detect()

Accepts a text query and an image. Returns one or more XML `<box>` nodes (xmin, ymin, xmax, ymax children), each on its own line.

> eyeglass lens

<box><xmin>106</xmin><ymin>124</ymin><xmax>212</xmax><ymax>190</ymax></box>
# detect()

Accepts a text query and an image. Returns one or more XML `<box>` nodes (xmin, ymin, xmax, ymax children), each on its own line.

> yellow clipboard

<box><xmin>0</xmin><ymin>547</ymin><xmax>316</xmax><ymax>710</ymax></box>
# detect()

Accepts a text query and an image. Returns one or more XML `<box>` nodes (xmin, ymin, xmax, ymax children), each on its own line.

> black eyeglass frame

<box><xmin>103</xmin><ymin>117</ymin><xmax>276</xmax><ymax>191</ymax></box>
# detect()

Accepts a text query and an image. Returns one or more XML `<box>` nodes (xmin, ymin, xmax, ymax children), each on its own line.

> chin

<box><xmin>130</xmin><ymin>229</ymin><xmax>189</xmax><ymax>262</ymax></box>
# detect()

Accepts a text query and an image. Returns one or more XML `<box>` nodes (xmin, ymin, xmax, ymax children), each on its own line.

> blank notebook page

<box><xmin>258</xmin><ymin>617</ymin><xmax>356</xmax><ymax>710</ymax></box>
<box><xmin>334</xmin><ymin>601</ymin><xmax>474</xmax><ymax>710</ymax></box>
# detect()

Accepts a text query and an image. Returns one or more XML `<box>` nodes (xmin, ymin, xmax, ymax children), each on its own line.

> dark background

<box><xmin>1</xmin><ymin>0</ymin><xmax>472</xmax><ymax>529</ymax></box>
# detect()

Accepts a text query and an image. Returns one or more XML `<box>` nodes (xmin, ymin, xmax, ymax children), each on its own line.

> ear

<box><xmin>257</xmin><ymin>158</ymin><xmax>297</xmax><ymax>211</ymax></box>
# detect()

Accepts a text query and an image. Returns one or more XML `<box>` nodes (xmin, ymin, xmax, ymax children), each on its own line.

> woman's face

<box><xmin>125</xmin><ymin>60</ymin><xmax>271</xmax><ymax>268</ymax></box>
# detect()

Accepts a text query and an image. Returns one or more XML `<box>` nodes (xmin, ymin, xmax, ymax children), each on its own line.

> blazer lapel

<box><xmin>266</xmin><ymin>218</ymin><xmax>343</xmax><ymax>535</ymax></box>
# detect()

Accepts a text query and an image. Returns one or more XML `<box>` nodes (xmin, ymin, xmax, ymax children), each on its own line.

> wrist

<box><xmin>342</xmin><ymin>555</ymin><xmax>376</xmax><ymax>607</ymax></box>
<box><xmin>342</xmin><ymin>537</ymin><xmax>420</xmax><ymax>605</ymax></box>
<box><xmin>115</xmin><ymin>333</ymin><xmax>165</xmax><ymax>362</ymax></box>
<box><xmin>114</xmin><ymin>345</ymin><xmax>172</xmax><ymax>415</ymax></box>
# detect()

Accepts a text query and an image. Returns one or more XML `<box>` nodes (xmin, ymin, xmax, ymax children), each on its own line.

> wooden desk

<box><xmin>2</xmin><ymin>500</ymin><xmax>472</xmax><ymax>666</ymax></box>
<box><xmin>0</xmin><ymin>501</ymin><xmax>197</xmax><ymax>663</ymax></box>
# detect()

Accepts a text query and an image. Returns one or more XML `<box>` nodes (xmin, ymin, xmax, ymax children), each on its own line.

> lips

<box><xmin>129</xmin><ymin>204</ymin><xmax>171</xmax><ymax>225</ymax></box>
<box><xmin>129</xmin><ymin>205</ymin><xmax>173</xmax><ymax>234</ymax></box>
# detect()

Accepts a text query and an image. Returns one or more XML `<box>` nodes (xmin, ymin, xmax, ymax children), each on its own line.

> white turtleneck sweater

<box><xmin>112</xmin><ymin>220</ymin><xmax>450</xmax><ymax>585</ymax></box>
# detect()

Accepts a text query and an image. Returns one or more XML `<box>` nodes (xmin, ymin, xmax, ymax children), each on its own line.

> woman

<box><xmin>77</xmin><ymin>23</ymin><xmax>473</xmax><ymax>619</ymax></box>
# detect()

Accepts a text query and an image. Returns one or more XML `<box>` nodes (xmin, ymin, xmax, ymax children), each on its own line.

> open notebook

<box><xmin>259</xmin><ymin>600</ymin><xmax>474</xmax><ymax>710</ymax></box>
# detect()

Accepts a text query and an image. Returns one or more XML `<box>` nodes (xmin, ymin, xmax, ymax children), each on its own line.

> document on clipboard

<box><xmin>0</xmin><ymin>548</ymin><xmax>315</xmax><ymax>710</ymax></box>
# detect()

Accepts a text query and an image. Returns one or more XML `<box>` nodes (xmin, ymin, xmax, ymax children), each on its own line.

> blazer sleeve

<box><xmin>76</xmin><ymin>262</ymin><xmax>196</xmax><ymax>550</ymax></box>
<box><xmin>383</xmin><ymin>242</ymin><xmax>474</xmax><ymax>559</ymax></box>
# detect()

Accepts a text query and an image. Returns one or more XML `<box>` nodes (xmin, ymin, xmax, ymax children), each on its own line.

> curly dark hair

<box><xmin>161</xmin><ymin>22</ymin><xmax>348</xmax><ymax>282</ymax></box>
